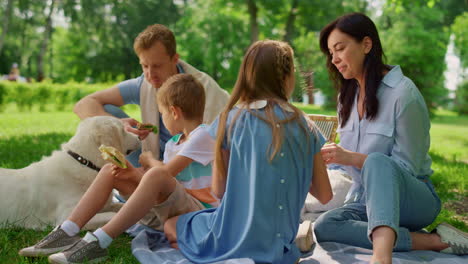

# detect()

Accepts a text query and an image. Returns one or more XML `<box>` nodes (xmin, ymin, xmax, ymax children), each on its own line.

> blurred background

<box><xmin>0</xmin><ymin>0</ymin><xmax>467</xmax><ymax>115</ymax></box>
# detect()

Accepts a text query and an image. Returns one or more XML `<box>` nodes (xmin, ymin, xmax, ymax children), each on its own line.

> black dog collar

<box><xmin>67</xmin><ymin>150</ymin><xmax>101</xmax><ymax>172</ymax></box>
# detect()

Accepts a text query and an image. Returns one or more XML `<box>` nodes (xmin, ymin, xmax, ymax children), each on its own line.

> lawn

<box><xmin>0</xmin><ymin>103</ymin><xmax>466</xmax><ymax>263</ymax></box>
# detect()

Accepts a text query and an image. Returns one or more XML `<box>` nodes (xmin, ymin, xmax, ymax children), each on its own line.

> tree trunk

<box><xmin>246</xmin><ymin>0</ymin><xmax>258</xmax><ymax>44</ymax></box>
<box><xmin>37</xmin><ymin>0</ymin><xmax>56</xmax><ymax>82</ymax></box>
<box><xmin>283</xmin><ymin>0</ymin><xmax>298</xmax><ymax>45</ymax></box>
<box><xmin>0</xmin><ymin>0</ymin><xmax>14</xmax><ymax>55</ymax></box>
<box><xmin>302</xmin><ymin>71</ymin><xmax>314</xmax><ymax>105</ymax></box>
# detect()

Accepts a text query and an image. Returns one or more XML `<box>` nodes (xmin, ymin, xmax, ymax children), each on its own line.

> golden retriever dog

<box><xmin>0</xmin><ymin>116</ymin><xmax>140</xmax><ymax>230</ymax></box>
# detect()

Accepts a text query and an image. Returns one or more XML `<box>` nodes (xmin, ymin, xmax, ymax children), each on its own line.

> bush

<box><xmin>0</xmin><ymin>82</ymin><xmax>7</xmax><ymax>112</ymax></box>
<box><xmin>0</xmin><ymin>81</ymin><xmax>107</xmax><ymax>112</ymax></box>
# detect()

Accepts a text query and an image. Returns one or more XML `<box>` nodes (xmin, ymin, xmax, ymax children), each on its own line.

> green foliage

<box><xmin>175</xmin><ymin>0</ymin><xmax>250</xmax><ymax>90</ymax></box>
<box><xmin>380</xmin><ymin>5</ymin><xmax>449</xmax><ymax>115</ymax></box>
<box><xmin>0</xmin><ymin>81</ymin><xmax>107</xmax><ymax>112</ymax></box>
<box><xmin>451</xmin><ymin>12</ymin><xmax>468</xmax><ymax>68</ymax></box>
<box><xmin>455</xmin><ymin>80</ymin><xmax>468</xmax><ymax>115</ymax></box>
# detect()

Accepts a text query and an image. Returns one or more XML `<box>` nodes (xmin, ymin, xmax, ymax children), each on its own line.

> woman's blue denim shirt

<box><xmin>337</xmin><ymin>65</ymin><xmax>433</xmax><ymax>203</ymax></box>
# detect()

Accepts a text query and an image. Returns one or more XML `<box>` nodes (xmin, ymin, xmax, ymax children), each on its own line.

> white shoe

<box><xmin>295</xmin><ymin>220</ymin><xmax>314</xmax><ymax>252</ymax></box>
<box><xmin>436</xmin><ymin>222</ymin><xmax>468</xmax><ymax>255</ymax></box>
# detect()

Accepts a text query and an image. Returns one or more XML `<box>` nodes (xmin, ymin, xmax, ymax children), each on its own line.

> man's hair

<box><xmin>133</xmin><ymin>24</ymin><xmax>176</xmax><ymax>57</ymax></box>
<box><xmin>157</xmin><ymin>74</ymin><xmax>205</xmax><ymax>122</ymax></box>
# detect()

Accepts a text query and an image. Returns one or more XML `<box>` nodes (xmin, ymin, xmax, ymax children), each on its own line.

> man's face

<box><xmin>138</xmin><ymin>41</ymin><xmax>179</xmax><ymax>88</ymax></box>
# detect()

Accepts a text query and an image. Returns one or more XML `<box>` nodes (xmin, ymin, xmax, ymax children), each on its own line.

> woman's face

<box><xmin>327</xmin><ymin>29</ymin><xmax>370</xmax><ymax>82</ymax></box>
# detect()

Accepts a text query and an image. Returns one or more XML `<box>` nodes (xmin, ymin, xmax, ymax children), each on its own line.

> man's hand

<box><xmin>120</xmin><ymin>118</ymin><xmax>150</xmax><ymax>140</ymax></box>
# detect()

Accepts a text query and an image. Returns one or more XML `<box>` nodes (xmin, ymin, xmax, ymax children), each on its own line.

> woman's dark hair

<box><xmin>319</xmin><ymin>12</ymin><xmax>386</xmax><ymax>127</ymax></box>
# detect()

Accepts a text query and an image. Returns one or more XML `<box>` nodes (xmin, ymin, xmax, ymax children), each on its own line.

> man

<box><xmin>74</xmin><ymin>24</ymin><xmax>229</xmax><ymax>165</ymax></box>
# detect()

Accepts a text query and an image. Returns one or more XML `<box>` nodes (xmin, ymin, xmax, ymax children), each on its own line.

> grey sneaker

<box><xmin>48</xmin><ymin>232</ymin><xmax>108</xmax><ymax>264</ymax></box>
<box><xmin>19</xmin><ymin>226</ymin><xmax>81</xmax><ymax>257</ymax></box>
<box><xmin>436</xmin><ymin>222</ymin><xmax>468</xmax><ymax>255</ymax></box>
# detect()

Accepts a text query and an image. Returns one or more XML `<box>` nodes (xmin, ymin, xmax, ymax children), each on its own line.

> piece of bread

<box><xmin>136</xmin><ymin>123</ymin><xmax>158</xmax><ymax>134</ymax></box>
<box><xmin>99</xmin><ymin>145</ymin><xmax>127</xmax><ymax>168</ymax></box>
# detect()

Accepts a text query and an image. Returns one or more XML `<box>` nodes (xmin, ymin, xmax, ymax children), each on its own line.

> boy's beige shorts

<box><xmin>124</xmin><ymin>180</ymin><xmax>205</xmax><ymax>231</ymax></box>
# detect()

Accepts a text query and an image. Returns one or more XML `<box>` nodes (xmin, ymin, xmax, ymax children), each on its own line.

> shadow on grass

<box><xmin>427</xmin><ymin>151</ymin><xmax>468</xmax><ymax>231</ymax></box>
<box><xmin>0</xmin><ymin>133</ymin><xmax>72</xmax><ymax>169</ymax></box>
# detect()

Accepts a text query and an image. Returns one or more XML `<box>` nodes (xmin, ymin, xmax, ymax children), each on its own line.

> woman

<box><xmin>313</xmin><ymin>12</ymin><xmax>467</xmax><ymax>264</ymax></box>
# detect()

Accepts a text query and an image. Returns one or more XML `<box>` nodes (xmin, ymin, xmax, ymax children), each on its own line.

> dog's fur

<box><xmin>0</xmin><ymin>116</ymin><xmax>140</xmax><ymax>230</ymax></box>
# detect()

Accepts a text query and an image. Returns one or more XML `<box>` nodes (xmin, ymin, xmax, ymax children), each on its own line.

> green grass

<box><xmin>0</xmin><ymin>103</ymin><xmax>466</xmax><ymax>263</ymax></box>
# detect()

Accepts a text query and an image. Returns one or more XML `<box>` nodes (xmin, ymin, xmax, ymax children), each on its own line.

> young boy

<box><xmin>19</xmin><ymin>74</ymin><xmax>218</xmax><ymax>263</ymax></box>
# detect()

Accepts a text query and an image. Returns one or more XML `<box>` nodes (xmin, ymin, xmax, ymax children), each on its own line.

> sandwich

<box><xmin>99</xmin><ymin>145</ymin><xmax>127</xmax><ymax>169</ymax></box>
<box><xmin>136</xmin><ymin>122</ymin><xmax>158</xmax><ymax>134</ymax></box>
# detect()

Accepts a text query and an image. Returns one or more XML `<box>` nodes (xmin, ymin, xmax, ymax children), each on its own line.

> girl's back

<box><xmin>176</xmin><ymin>102</ymin><xmax>324</xmax><ymax>264</ymax></box>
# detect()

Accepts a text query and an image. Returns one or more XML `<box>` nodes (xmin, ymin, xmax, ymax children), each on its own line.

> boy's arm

<box><xmin>211</xmin><ymin>149</ymin><xmax>229</xmax><ymax>200</ymax></box>
<box><xmin>309</xmin><ymin>152</ymin><xmax>333</xmax><ymax>204</ymax></box>
<box><xmin>161</xmin><ymin>155</ymin><xmax>194</xmax><ymax>178</ymax></box>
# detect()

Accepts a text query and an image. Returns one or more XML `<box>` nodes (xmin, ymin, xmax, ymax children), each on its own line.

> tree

<box><xmin>0</xmin><ymin>0</ymin><xmax>14</xmax><ymax>55</ymax></box>
<box><xmin>380</xmin><ymin>5</ymin><xmax>449</xmax><ymax>115</ymax></box>
<box><xmin>451</xmin><ymin>12</ymin><xmax>468</xmax><ymax>69</ymax></box>
<box><xmin>175</xmin><ymin>0</ymin><xmax>250</xmax><ymax>90</ymax></box>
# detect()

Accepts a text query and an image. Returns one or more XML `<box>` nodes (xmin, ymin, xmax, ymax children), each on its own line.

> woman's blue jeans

<box><xmin>314</xmin><ymin>152</ymin><xmax>441</xmax><ymax>251</ymax></box>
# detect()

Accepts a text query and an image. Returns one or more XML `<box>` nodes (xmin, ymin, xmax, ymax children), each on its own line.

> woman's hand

<box><xmin>321</xmin><ymin>143</ymin><xmax>367</xmax><ymax>169</ymax></box>
<box><xmin>120</xmin><ymin>118</ymin><xmax>150</xmax><ymax>140</ymax></box>
<box><xmin>111</xmin><ymin>160</ymin><xmax>142</xmax><ymax>182</ymax></box>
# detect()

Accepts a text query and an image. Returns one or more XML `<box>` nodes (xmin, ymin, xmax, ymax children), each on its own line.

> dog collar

<box><xmin>67</xmin><ymin>150</ymin><xmax>101</xmax><ymax>172</ymax></box>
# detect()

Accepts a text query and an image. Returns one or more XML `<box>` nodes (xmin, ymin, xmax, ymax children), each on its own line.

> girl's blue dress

<box><xmin>176</xmin><ymin>102</ymin><xmax>325</xmax><ymax>264</ymax></box>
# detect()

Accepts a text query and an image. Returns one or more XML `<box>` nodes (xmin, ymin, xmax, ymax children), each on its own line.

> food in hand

<box><xmin>136</xmin><ymin>123</ymin><xmax>158</xmax><ymax>134</ymax></box>
<box><xmin>99</xmin><ymin>145</ymin><xmax>127</xmax><ymax>168</ymax></box>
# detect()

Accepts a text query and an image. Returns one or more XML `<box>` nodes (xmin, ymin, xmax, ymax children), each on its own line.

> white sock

<box><xmin>93</xmin><ymin>228</ymin><xmax>113</xmax><ymax>249</ymax></box>
<box><xmin>60</xmin><ymin>220</ymin><xmax>80</xmax><ymax>236</ymax></box>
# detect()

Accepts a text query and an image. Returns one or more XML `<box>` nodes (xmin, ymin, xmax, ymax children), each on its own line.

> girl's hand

<box><xmin>111</xmin><ymin>160</ymin><xmax>142</xmax><ymax>182</ymax></box>
<box><xmin>120</xmin><ymin>118</ymin><xmax>150</xmax><ymax>140</ymax></box>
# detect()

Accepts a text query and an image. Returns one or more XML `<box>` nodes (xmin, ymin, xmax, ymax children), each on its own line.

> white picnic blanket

<box><xmin>127</xmin><ymin>224</ymin><xmax>254</xmax><ymax>264</ymax></box>
<box><xmin>127</xmin><ymin>224</ymin><xmax>468</xmax><ymax>264</ymax></box>
<box><xmin>299</xmin><ymin>241</ymin><xmax>468</xmax><ymax>264</ymax></box>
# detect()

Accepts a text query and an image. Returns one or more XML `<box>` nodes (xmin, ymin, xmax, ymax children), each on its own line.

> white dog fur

<box><xmin>0</xmin><ymin>116</ymin><xmax>140</xmax><ymax>230</ymax></box>
<box><xmin>301</xmin><ymin>169</ymin><xmax>353</xmax><ymax>222</ymax></box>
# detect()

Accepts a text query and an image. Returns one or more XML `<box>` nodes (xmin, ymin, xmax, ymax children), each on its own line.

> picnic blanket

<box><xmin>299</xmin><ymin>241</ymin><xmax>468</xmax><ymax>264</ymax></box>
<box><xmin>127</xmin><ymin>224</ymin><xmax>254</xmax><ymax>264</ymax></box>
<box><xmin>127</xmin><ymin>224</ymin><xmax>468</xmax><ymax>264</ymax></box>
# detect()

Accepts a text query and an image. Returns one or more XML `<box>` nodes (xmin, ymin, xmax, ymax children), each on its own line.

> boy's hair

<box><xmin>133</xmin><ymin>24</ymin><xmax>176</xmax><ymax>57</ymax></box>
<box><xmin>157</xmin><ymin>74</ymin><xmax>205</xmax><ymax>122</ymax></box>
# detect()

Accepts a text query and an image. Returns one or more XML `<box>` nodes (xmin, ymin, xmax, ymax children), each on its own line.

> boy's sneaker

<box><xmin>19</xmin><ymin>226</ymin><xmax>81</xmax><ymax>257</ymax></box>
<box><xmin>436</xmin><ymin>222</ymin><xmax>468</xmax><ymax>255</ymax></box>
<box><xmin>295</xmin><ymin>220</ymin><xmax>314</xmax><ymax>252</ymax></box>
<box><xmin>48</xmin><ymin>232</ymin><xmax>108</xmax><ymax>264</ymax></box>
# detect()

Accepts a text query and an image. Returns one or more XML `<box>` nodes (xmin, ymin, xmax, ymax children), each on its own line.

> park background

<box><xmin>0</xmin><ymin>0</ymin><xmax>467</xmax><ymax>263</ymax></box>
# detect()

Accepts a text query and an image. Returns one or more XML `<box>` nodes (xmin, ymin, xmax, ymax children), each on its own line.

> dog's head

<box><xmin>65</xmin><ymin>116</ymin><xmax>140</xmax><ymax>168</ymax></box>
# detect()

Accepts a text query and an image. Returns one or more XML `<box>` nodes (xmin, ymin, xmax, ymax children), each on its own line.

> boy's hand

<box><xmin>139</xmin><ymin>151</ymin><xmax>163</xmax><ymax>170</ymax></box>
<box><xmin>111</xmin><ymin>160</ymin><xmax>142</xmax><ymax>182</ymax></box>
<box><xmin>120</xmin><ymin>118</ymin><xmax>150</xmax><ymax>140</ymax></box>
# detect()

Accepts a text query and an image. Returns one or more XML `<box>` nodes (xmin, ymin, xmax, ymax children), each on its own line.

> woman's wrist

<box><xmin>349</xmin><ymin>151</ymin><xmax>367</xmax><ymax>169</ymax></box>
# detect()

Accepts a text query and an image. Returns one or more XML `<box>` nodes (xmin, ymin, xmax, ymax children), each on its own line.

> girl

<box><xmin>314</xmin><ymin>12</ymin><xmax>468</xmax><ymax>264</ymax></box>
<box><xmin>164</xmin><ymin>40</ymin><xmax>333</xmax><ymax>264</ymax></box>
